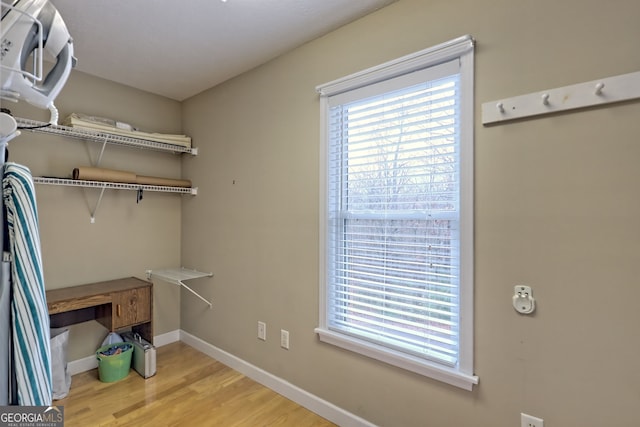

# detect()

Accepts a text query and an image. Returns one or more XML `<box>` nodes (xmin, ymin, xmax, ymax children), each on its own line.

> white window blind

<box><xmin>316</xmin><ymin>36</ymin><xmax>477</xmax><ymax>390</ymax></box>
<box><xmin>328</xmin><ymin>72</ymin><xmax>461</xmax><ymax>366</ymax></box>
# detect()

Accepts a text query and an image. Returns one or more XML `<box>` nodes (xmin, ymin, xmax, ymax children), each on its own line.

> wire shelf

<box><xmin>15</xmin><ymin>117</ymin><xmax>196</xmax><ymax>155</ymax></box>
<box><xmin>33</xmin><ymin>177</ymin><xmax>197</xmax><ymax>195</ymax></box>
<box><xmin>146</xmin><ymin>268</ymin><xmax>214</xmax><ymax>308</ymax></box>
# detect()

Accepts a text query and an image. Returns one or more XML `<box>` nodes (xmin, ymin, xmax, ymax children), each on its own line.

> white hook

<box><xmin>541</xmin><ymin>93</ymin><xmax>550</xmax><ymax>106</ymax></box>
<box><xmin>595</xmin><ymin>82</ymin><xmax>605</xmax><ymax>95</ymax></box>
<box><xmin>496</xmin><ymin>102</ymin><xmax>505</xmax><ymax>113</ymax></box>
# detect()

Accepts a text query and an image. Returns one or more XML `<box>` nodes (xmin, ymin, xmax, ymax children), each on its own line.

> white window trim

<box><xmin>315</xmin><ymin>35</ymin><xmax>478</xmax><ymax>391</ymax></box>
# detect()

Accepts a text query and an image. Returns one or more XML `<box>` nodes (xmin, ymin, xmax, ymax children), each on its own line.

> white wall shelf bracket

<box><xmin>146</xmin><ymin>267</ymin><xmax>214</xmax><ymax>308</ymax></box>
<box><xmin>92</xmin><ymin>138</ymin><xmax>108</xmax><ymax>167</ymax></box>
<box><xmin>482</xmin><ymin>70</ymin><xmax>640</xmax><ymax>125</ymax></box>
<box><xmin>88</xmin><ymin>186</ymin><xmax>107</xmax><ymax>223</ymax></box>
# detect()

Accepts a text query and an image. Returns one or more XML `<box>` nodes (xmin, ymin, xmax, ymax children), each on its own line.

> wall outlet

<box><xmin>521</xmin><ymin>413</ymin><xmax>544</xmax><ymax>427</ymax></box>
<box><xmin>257</xmin><ymin>321</ymin><xmax>266</xmax><ymax>341</ymax></box>
<box><xmin>280</xmin><ymin>329</ymin><xmax>290</xmax><ymax>349</ymax></box>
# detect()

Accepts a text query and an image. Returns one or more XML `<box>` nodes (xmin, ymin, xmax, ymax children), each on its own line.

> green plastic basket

<box><xmin>96</xmin><ymin>343</ymin><xmax>133</xmax><ymax>383</ymax></box>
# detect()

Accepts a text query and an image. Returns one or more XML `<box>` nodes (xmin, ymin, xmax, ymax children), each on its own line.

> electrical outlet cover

<box><xmin>280</xmin><ymin>329</ymin><xmax>290</xmax><ymax>349</ymax></box>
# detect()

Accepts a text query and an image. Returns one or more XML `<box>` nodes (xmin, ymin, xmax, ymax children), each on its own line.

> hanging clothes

<box><xmin>3</xmin><ymin>163</ymin><xmax>51</xmax><ymax>406</ymax></box>
<box><xmin>0</xmin><ymin>242</ymin><xmax>8</xmax><ymax>405</ymax></box>
<box><xmin>0</xmin><ymin>119</ymin><xmax>12</xmax><ymax>406</ymax></box>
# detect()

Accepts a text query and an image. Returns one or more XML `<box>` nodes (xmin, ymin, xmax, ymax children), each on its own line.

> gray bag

<box><xmin>50</xmin><ymin>328</ymin><xmax>71</xmax><ymax>400</ymax></box>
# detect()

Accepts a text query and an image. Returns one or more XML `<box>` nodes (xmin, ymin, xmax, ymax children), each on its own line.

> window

<box><xmin>316</xmin><ymin>36</ymin><xmax>477</xmax><ymax>390</ymax></box>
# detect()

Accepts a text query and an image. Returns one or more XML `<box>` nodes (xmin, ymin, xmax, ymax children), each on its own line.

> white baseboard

<box><xmin>154</xmin><ymin>329</ymin><xmax>181</xmax><ymax>347</ymax></box>
<box><xmin>67</xmin><ymin>354</ymin><xmax>97</xmax><ymax>376</ymax></box>
<box><xmin>180</xmin><ymin>330</ymin><xmax>377</xmax><ymax>427</ymax></box>
<box><xmin>67</xmin><ymin>329</ymin><xmax>374</xmax><ymax>426</ymax></box>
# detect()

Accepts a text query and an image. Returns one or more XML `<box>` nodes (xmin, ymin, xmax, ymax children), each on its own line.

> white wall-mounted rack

<box><xmin>20</xmin><ymin>116</ymin><xmax>198</xmax><ymax>222</ymax></box>
<box><xmin>146</xmin><ymin>268</ymin><xmax>214</xmax><ymax>308</ymax></box>
<box><xmin>15</xmin><ymin>117</ymin><xmax>198</xmax><ymax>155</ymax></box>
<box><xmin>33</xmin><ymin>177</ymin><xmax>197</xmax><ymax>223</ymax></box>
<box><xmin>482</xmin><ymin>70</ymin><xmax>640</xmax><ymax>125</ymax></box>
<box><xmin>33</xmin><ymin>177</ymin><xmax>196</xmax><ymax>194</ymax></box>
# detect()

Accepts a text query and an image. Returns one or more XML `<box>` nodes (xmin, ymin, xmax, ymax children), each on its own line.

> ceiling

<box><xmin>49</xmin><ymin>0</ymin><xmax>395</xmax><ymax>101</ymax></box>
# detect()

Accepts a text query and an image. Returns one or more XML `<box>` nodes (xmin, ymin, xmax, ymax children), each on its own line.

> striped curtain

<box><xmin>3</xmin><ymin>163</ymin><xmax>52</xmax><ymax>406</ymax></box>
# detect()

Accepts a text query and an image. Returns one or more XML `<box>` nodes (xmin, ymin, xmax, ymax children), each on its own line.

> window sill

<box><xmin>315</xmin><ymin>327</ymin><xmax>479</xmax><ymax>391</ymax></box>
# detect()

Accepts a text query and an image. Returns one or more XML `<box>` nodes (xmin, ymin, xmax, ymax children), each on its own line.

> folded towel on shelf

<box><xmin>72</xmin><ymin>166</ymin><xmax>192</xmax><ymax>188</ymax></box>
<box><xmin>63</xmin><ymin>113</ymin><xmax>192</xmax><ymax>149</ymax></box>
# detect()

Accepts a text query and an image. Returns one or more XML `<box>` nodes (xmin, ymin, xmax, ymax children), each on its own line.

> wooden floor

<box><xmin>55</xmin><ymin>342</ymin><xmax>336</xmax><ymax>426</ymax></box>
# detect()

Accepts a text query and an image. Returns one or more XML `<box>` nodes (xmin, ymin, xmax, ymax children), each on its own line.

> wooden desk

<box><xmin>46</xmin><ymin>277</ymin><xmax>153</xmax><ymax>344</ymax></box>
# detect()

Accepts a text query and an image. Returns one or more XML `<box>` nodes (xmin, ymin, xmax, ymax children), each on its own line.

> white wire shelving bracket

<box><xmin>15</xmin><ymin>117</ymin><xmax>198</xmax><ymax>155</ymax></box>
<box><xmin>482</xmin><ymin>70</ymin><xmax>640</xmax><ymax>125</ymax></box>
<box><xmin>146</xmin><ymin>268</ymin><xmax>214</xmax><ymax>308</ymax></box>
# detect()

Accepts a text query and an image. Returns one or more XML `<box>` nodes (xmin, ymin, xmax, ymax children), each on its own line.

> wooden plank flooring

<box><xmin>55</xmin><ymin>342</ymin><xmax>336</xmax><ymax>426</ymax></box>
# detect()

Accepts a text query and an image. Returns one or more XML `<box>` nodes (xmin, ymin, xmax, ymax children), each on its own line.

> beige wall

<box><xmin>6</xmin><ymin>0</ymin><xmax>638</xmax><ymax>424</ymax></box>
<box><xmin>7</xmin><ymin>70</ymin><xmax>184</xmax><ymax>360</ymax></box>
<box><xmin>181</xmin><ymin>0</ymin><xmax>640</xmax><ymax>426</ymax></box>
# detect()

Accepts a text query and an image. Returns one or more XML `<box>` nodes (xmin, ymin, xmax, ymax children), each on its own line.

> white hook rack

<box><xmin>482</xmin><ymin>70</ymin><xmax>640</xmax><ymax>124</ymax></box>
<box><xmin>541</xmin><ymin>93</ymin><xmax>550</xmax><ymax>106</ymax></box>
<box><xmin>594</xmin><ymin>82</ymin><xmax>605</xmax><ymax>95</ymax></box>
